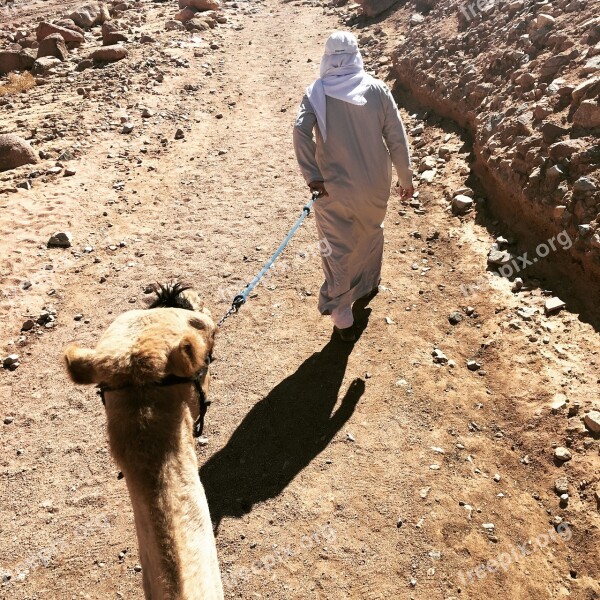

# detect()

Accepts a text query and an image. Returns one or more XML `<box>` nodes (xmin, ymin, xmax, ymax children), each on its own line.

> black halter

<box><xmin>97</xmin><ymin>369</ymin><xmax>210</xmax><ymax>439</ymax></box>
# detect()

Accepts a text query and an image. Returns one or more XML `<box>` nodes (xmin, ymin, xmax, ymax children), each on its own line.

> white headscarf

<box><xmin>306</xmin><ymin>31</ymin><xmax>373</xmax><ymax>141</ymax></box>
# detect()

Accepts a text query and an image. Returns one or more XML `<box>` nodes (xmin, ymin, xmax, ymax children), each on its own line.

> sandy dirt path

<box><xmin>1</xmin><ymin>0</ymin><xmax>599</xmax><ymax>599</ymax></box>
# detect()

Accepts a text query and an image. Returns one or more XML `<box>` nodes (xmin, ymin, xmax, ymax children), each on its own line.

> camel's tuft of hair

<box><xmin>149</xmin><ymin>282</ymin><xmax>195</xmax><ymax>310</ymax></box>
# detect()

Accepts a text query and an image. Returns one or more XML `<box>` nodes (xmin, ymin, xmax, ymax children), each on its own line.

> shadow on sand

<box><xmin>200</xmin><ymin>302</ymin><xmax>371</xmax><ymax>528</ymax></box>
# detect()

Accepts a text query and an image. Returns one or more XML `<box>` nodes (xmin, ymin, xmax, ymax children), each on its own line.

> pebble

<box><xmin>47</xmin><ymin>231</ymin><xmax>72</xmax><ymax>248</ymax></box>
<box><xmin>21</xmin><ymin>319</ymin><xmax>35</xmax><ymax>331</ymax></box>
<box><xmin>583</xmin><ymin>411</ymin><xmax>600</xmax><ymax>434</ymax></box>
<box><xmin>448</xmin><ymin>311</ymin><xmax>463</xmax><ymax>325</ymax></box>
<box><xmin>4</xmin><ymin>416</ymin><xmax>15</xmax><ymax>425</ymax></box>
<box><xmin>133</xmin><ymin>565</ymin><xmax>142</xmax><ymax>573</ymax></box>
<box><xmin>554</xmin><ymin>447</ymin><xmax>572</xmax><ymax>462</ymax></box>
<box><xmin>432</xmin><ymin>348</ymin><xmax>448</xmax><ymax>364</ymax></box>
<box><xmin>3</xmin><ymin>355</ymin><xmax>20</xmax><ymax>370</ymax></box>
<box><xmin>545</xmin><ymin>297</ymin><xmax>566</xmax><ymax>315</ymax></box>
<box><xmin>466</xmin><ymin>360</ymin><xmax>481</xmax><ymax>371</ymax></box>
<box><xmin>554</xmin><ymin>477</ymin><xmax>569</xmax><ymax>494</ymax></box>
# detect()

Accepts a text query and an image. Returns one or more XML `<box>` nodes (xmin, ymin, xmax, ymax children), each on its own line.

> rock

<box><xmin>353</xmin><ymin>0</ymin><xmax>398</xmax><ymax>17</ymax></box>
<box><xmin>37</xmin><ymin>34</ymin><xmax>69</xmax><ymax>61</ymax></box>
<box><xmin>512</xmin><ymin>277</ymin><xmax>523</xmax><ymax>292</ymax></box>
<box><xmin>47</xmin><ymin>231</ymin><xmax>72</xmax><ymax>248</ymax></box>
<box><xmin>21</xmin><ymin>319</ymin><xmax>35</xmax><ymax>332</ymax></box>
<box><xmin>572</xmin><ymin>77</ymin><xmax>600</xmax><ymax>104</ymax></box>
<box><xmin>3</xmin><ymin>415</ymin><xmax>15</xmax><ymax>424</ymax></box>
<box><xmin>36</xmin><ymin>22</ymin><xmax>84</xmax><ymax>44</ymax></box>
<box><xmin>165</xmin><ymin>20</ymin><xmax>186</xmax><ymax>31</ymax></box>
<box><xmin>32</xmin><ymin>56</ymin><xmax>62</xmax><ymax>75</ymax></box>
<box><xmin>466</xmin><ymin>360</ymin><xmax>481</xmax><ymax>371</ymax></box>
<box><xmin>175</xmin><ymin>7</ymin><xmax>198</xmax><ymax>21</ymax></box>
<box><xmin>551</xmin><ymin>393</ymin><xmax>567</xmax><ymax>413</ymax></box>
<box><xmin>573</xmin><ymin>177</ymin><xmax>597</xmax><ymax>192</ymax></box>
<box><xmin>186</xmin><ymin>18</ymin><xmax>210</xmax><ymax>31</ymax></box>
<box><xmin>69</xmin><ymin>3</ymin><xmax>111</xmax><ymax>29</ymax></box>
<box><xmin>536</xmin><ymin>13</ymin><xmax>555</xmax><ymax>28</ymax></box>
<box><xmin>141</xmin><ymin>108</ymin><xmax>154</xmax><ymax>118</ymax></box>
<box><xmin>448</xmin><ymin>311</ymin><xmax>463</xmax><ymax>325</ymax></box>
<box><xmin>175</xmin><ymin>128</ymin><xmax>185</xmax><ymax>139</ymax></box>
<box><xmin>573</xmin><ymin>100</ymin><xmax>600</xmax><ymax>128</ymax></box>
<box><xmin>101</xmin><ymin>22</ymin><xmax>128</xmax><ymax>45</ymax></box>
<box><xmin>540</xmin><ymin>50</ymin><xmax>578</xmax><ymax>79</ymax></box>
<box><xmin>554</xmin><ymin>477</ymin><xmax>569</xmax><ymax>495</ymax></box>
<box><xmin>554</xmin><ymin>447</ymin><xmax>572</xmax><ymax>462</ymax></box>
<box><xmin>545</xmin><ymin>297</ymin><xmax>566</xmax><ymax>315</ymax></box>
<box><xmin>187</xmin><ymin>0</ymin><xmax>221</xmax><ymax>10</ymax></box>
<box><xmin>0</xmin><ymin>135</ymin><xmax>38</xmax><ymax>172</ymax></box>
<box><xmin>410</xmin><ymin>13</ymin><xmax>425</xmax><ymax>25</ymax></box>
<box><xmin>517</xmin><ymin>307</ymin><xmax>538</xmax><ymax>320</ymax></box>
<box><xmin>89</xmin><ymin>45</ymin><xmax>128</xmax><ymax>62</ymax></box>
<box><xmin>0</xmin><ymin>50</ymin><xmax>35</xmax><ymax>75</ymax></box>
<box><xmin>583</xmin><ymin>411</ymin><xmax>600</xmax><ymax>433</ymax></box>
<box><xmin>432</xmin><ymin>348</ymin><xmax>448</xmax><ymax>364</ymax></box>
<box><xmin>548</xmin><ymin>139</ymin><xmax>584</xmax><ymax>160</ymax></box>
<box><xmin>487</xmin><ymin>248</ymin><xmax>512</xmax><ymax>266</ymax></box>
<box><xmin>76</xmin><ymin>59</ymin><xmax>94</xmax><ymax>72</ymax></box>
<box><xmin>452</xmin><ymin>194</ymin><xmax>474</xmax><ymax>215</ymax></box>
<box><xmin>581</xmin><ymin>56</ymin><xmax>600</xmax><ymax>76</ymax></box>
<box><xmin>3</xmin><ymin>355</ymin><xmax>20</xmax><ymax>370</ymax></box>
<box><xmin>542</xmin><ymin>122</ymin><xmax>570</xmax><ymax>144</ymax></box>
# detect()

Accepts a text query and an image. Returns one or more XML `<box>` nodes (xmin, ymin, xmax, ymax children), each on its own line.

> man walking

<box><xmin>293</xmin><ymin>31</ymin><xmax>414</xmax><ymax>342</ymax></box>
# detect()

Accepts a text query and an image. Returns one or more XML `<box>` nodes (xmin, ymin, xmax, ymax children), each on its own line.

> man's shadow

<box><xmin>201</xmin><ymin>302</ymin><xmax>371</xmax><ymax>529</ymax></box>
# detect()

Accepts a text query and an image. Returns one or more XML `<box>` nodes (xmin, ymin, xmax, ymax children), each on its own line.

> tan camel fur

<box><xmin>64</xmin><ymin>284</ymin><xmax>224</xmax><ymax>600</ymax></box>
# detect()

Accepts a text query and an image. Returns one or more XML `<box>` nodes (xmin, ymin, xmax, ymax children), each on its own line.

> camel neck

<box><xmin>106</xmin><ymin>389</ymin><xmax>224</xmax><ymax>600</ymax></box>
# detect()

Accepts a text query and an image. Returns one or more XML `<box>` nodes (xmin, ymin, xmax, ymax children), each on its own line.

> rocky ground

<box><xmin>1</xmin><ymin>0</ymin><xmax>599</xmax><ymax>599</ymax></box>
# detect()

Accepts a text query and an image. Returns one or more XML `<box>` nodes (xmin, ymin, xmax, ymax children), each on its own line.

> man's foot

<box><xmin>334</xmin><ymin>325</ymin><xmax>356</xmax><ymax>343</ymax></box>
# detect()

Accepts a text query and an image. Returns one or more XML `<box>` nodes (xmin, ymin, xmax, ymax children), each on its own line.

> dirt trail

<box><xmin>1</xmin><ymin>0</ymin><xmax>599</xmax><ymax>599</ymax></box>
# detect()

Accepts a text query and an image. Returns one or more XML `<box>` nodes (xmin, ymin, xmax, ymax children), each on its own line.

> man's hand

<box><xmin>309</xmin><ymin>181</ymin><xmax>329</xmax><ymax>197</ymax></box>
<box><xmin>398</xmin><ymin>185</ymin><xmax>414</xmax><ymax>200</ymax></box>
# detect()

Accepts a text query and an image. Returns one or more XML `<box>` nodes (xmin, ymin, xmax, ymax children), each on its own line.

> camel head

<box><xmin>64</xmin><ymin>283</ymin><xmax>216</xmax><ymax>447</ymax></box>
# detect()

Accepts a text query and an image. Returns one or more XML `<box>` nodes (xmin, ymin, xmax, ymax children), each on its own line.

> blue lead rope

<box><xmin>218</xmin><ymin>191</ymin><xmax>320</xmax><ymax>326</ymax></box>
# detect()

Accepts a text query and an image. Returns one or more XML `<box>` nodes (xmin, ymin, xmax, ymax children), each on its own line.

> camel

<box><xmin>64</xmin><ymin>283</ymin><xmax>224</xmax><ymax>600</ymax></box>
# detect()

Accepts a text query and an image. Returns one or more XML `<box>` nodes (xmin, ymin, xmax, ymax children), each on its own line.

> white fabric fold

<box><xmin>306</xmin><ymin>31</ymin><xmax>373</xmax><ymax>142</ymax></box>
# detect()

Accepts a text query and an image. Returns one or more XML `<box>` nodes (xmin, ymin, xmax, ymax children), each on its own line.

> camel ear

<box><xmin>169</xmin><ymin>334</ymin><xmax>205</xmax><ymax>378</ymax></box>
<box><xmin>64</xmin><ymin>345</ymin><xmax>100</xmax><ymax>384</ymax></box>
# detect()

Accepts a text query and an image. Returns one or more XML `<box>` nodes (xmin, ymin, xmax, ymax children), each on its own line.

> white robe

<box><xmin>293</xmin><ymin>79</ymin><xmax>412</xmax><ymax>325</ymax></box>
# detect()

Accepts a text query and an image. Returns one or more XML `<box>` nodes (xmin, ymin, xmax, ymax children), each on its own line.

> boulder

<box><xmin>36</xmin><ymin>22</ymin><xmax>84</xmax><ymax>44</ymax></box>
<box><xmin>69</xmin><ymin>3</ymin><xmax>111</xmax><ymax>29</ymax></box>
<box><xmin>175</xmin><ymin>7</ymin><xmax>198</xmax><ymax>21</ymax></box>
<box><xmin>54</xmin><ymin>19</ymin><xmax>85</xmax><ymax>35</ymax></box>
<box><xmin>573</xmin><ymin>100</ymin><xmax>600</xmax><ymax>128</ymax></box>
<box><xmin>188</xmin><ymin>0</ymin><xmax>221</xmax><ymax>11</ymax></box>
<box><xmin>0</xmin><ymin>50</ymin><xmax>35</xmax><ymax>75</ymax></box>
<box><xmin>31</xmin><ymin>56</ymin><xmax>62</xmax><ymax>75</ymax></box>
<box><xmin>37</xmin><ymin>34</ymin><xmax>69</xmax><ymax>61</ymax></box>
<box><xmin>88</xmin><ymin>44</ymin><xmax>128</xmax><ymax>62</ymax></box>
<box><xmin>0</xmin><ymin>135</ymin><xmax>38</xmax><ymax>172</ymax></box>
<box><xmin>165</xmin><ymin>20</ymin><xmax>185</xmax><ymax>31</ymax></box>
<box><xmin>101</xmin><ymin>22</ymin><xmax>128</xmax><ymax>45</ymax></box>
<box><xmin>186</xmin><ymin>18</ymin><xmax>210</xmax><ymax>31</ymax></box>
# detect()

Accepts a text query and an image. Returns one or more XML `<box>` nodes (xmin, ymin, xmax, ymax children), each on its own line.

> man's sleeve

<box><xmin>293</xmin><ymin>95</ymin><xmax>324</xmax><ymax>184</ymax></box>
<box><xmin>381</xmin><ymin>86</ymin><xmax>413</xmax><ymax>190</ymax></box>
